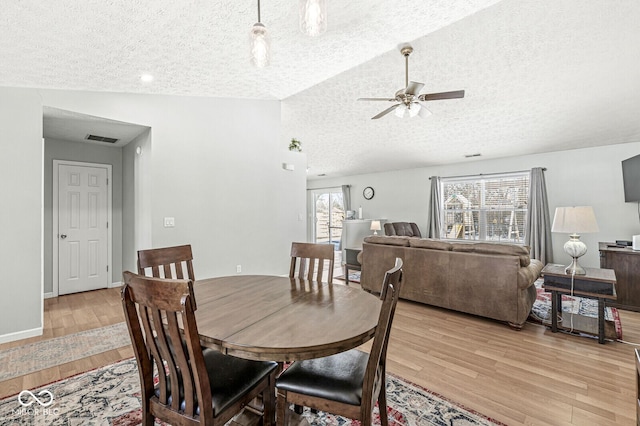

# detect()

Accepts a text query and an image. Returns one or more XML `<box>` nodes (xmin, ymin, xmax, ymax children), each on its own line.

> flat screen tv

<box><xmin>622</xmin><ymin>153</ymin><xmax>640</xmax><ymax>202</ymax></box>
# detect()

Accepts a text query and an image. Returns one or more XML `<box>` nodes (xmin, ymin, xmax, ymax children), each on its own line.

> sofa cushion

<box><xmin>384</xmin><ymin>222</ymin><xmax>422</xmax><ymax>238</ymax></box>
<box><xmin>451</xmin><ymin>242</ymin><xmax>531</xmax><ymax>266</ymax></box>
<box><xmin>363</xmin><ymin>236</ymin><xmax>410</xmax><ymax>246</ymax></box>
<box><xmin>409</xmin><ymin>238</ymin><xmax>453</xmax><ymax>251</ymax></box>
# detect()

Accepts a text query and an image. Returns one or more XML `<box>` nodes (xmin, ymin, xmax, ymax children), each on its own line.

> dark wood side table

<box><xmin>599</xmin><ymin>242</ymin><xmax>640</xmax><ymax>312</ymax></box>
<box><xmin>541</xmin><ymin>264</ymin><xmax>617</xmax><ymax>344</ymax></box>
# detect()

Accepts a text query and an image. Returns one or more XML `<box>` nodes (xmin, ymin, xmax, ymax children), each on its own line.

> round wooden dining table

<box><xmin>193</xmin><ymin>275</ymin><xmax>382</xmax><ymax>362</ymax></box>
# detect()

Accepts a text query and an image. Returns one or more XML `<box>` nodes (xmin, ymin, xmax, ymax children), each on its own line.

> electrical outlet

<box><xmin>163</xmin><ymin>217</ymin><xmax>175</xmax><ymax>228</ymax></box>
<box><xmin>236</xmin><ymin>264</ymin><xmax>242</xmax><ymax>274</ymax></box>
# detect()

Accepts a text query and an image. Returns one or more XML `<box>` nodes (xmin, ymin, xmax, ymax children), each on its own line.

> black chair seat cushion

<box><xmin>155</xmin><ymin>348</ymin><xmax>277</xmax><ymax>416</ymax></box>
<box><xmin>276</xmin><ymin>349</ymin><xmax>368</xmax><ymax>406</ymax></box>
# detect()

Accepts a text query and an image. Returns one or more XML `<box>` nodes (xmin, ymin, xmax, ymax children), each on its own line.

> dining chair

<box><xmin>138</xmin><ymin>244</ymin><xmax>195</xmax><ymax>280</ymax></box>
<box><xmin>276</xmin><ymin>258</ymin><xmax>404</xmax><ymax>426</ymax></box>
<box><xmin>138</xmin><ymin>244</ymin><xmax>197</xmax><ymax>309</ymax></box>
<box><xmin>289</xmin><ymin>242</ymin><xmax>335</xmax><ymax>283</ymax></box>
<box><xmin>122</xmin><ymin>271</ymin><xmax>278</xmax><ymax>426</ymax></box>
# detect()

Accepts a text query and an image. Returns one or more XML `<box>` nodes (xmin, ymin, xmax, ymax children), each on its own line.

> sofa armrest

<box><xmin>517</xmin><ymin>259</ymin><xmax>544</xmax><ymax>290</ymax></box>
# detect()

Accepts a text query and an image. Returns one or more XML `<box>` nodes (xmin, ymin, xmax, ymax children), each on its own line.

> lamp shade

<box><xmin>551</xmin><ymin>206</ymin><xmax>599</xmax><ymax>234</ymax></box>
<box><xmin>370</xmin><ymin>220</ymin><xmax>381</xmax><ymax>235</ymax></box>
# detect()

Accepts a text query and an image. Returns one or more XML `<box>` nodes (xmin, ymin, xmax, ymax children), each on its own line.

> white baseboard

<box><xmin>109</xmin><ymin>281</ymin><xmax>123</xmax><ymax>289</ymax></box>
<box><xmin>0</xmin><ymin>327</ymin><xmax>43</xmax><ymax>345</ymax></box>
<box><xmin>44</xmin><ymin>292</ymin><xmax>55</xmax><ymax>299</ymax></box>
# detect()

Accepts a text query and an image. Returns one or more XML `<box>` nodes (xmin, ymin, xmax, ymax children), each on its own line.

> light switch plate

<box><xmin>164</xmin><ymin>217</ymin><xmax>175</xmax><ymax>227</ymax></box>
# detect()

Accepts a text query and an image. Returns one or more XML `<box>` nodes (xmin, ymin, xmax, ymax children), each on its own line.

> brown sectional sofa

<box><xmin>359</xmin><ymin>235</ymin><xmax>544</xmax><ymax>329</ymax></box>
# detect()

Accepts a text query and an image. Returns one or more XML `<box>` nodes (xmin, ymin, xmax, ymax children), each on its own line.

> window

<box><xmin>439</xmin><ymin>171</ymin><xmax>530</xmax><ymax>243</ymax></box>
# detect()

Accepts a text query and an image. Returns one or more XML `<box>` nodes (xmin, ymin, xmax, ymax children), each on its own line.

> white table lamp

<box><xmin>370</xmin><ymin>220</ymin><xmax>381</xmax><ymax>235</ymax></box>
<box><xmin>551</xmin><ymin>206</ymin><xmax>599</xmax><ymax>275</ymax></box>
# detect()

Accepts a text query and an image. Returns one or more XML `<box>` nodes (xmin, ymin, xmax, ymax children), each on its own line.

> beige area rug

<box><xmin>0</xmin><ymin>322</ymin><xmax>130</xmax><ymax>382</ymax></box>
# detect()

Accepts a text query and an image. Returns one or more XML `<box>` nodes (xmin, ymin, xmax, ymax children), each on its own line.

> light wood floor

<box><xmin>2</xmin><ymin>285</ymin><xmax>640</xmax><ymax>425</ymax></box>
<box><xmin>0</xmin><ymin>288</ymin><xmax>133</xmax><ymax>400</ymax></box>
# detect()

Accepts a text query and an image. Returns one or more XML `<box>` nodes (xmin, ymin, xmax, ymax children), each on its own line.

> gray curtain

<box><xmin>525</xmin><ymin>167</ymin><xmax>553</xmax><ymax>263</ymax></box>
<box><xmin>339</xmin><ymin>185</ymin><xmax>351</xmax><ymax>250</ymax></box>
<box><xmin>427</xmin><ymin>177</ymin><xmax>442</xmax><ymax>238</ymax></box>
<box><xmin>342</xmin><ymin>185</ymin><xmax>351</xmax><ymax>212</ymax></box>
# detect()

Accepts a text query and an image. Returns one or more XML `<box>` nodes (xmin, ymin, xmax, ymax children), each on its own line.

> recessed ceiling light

<box><xmin>140</xmin><ymin>74</ymin><xmax>154</xmax><ymax>83</ymax></box>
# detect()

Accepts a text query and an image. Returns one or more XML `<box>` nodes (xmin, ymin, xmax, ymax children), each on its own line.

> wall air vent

<box><xmin>464</xmin><ymin>153</ymin><xmax>482</xmax><ymax>158</ymax></box>
<box><xmin>85</xmin><ymin>134</ymin><xmax>119</xmax><ymax>144</ymax></box>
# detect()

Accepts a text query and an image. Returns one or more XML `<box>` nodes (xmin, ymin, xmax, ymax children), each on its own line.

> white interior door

<box><xmin>57</xmin><ymin>163</ymin><xmax>109</xmax><ymax>295</ymax></box>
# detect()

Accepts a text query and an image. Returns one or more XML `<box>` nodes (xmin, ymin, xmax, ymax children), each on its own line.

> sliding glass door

<box><xmin>309</xmin><ymin>188</ymin><xmax>344</xmax><ymax>248</ymax></box>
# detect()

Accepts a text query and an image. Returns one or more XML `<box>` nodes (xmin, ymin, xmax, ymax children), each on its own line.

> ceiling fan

<box><xmin>358</xmin><ymin>45</ymin><xmax>465</xmax><ymax>120</ymax></box>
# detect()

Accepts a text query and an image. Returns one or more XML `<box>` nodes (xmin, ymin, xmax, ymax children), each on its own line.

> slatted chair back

<box><xmin>122</xmin><ymin>271</ymin><xmax>213</xmax><ymax>425</ymax></box>
<box><xmin>275</xmin><ymin>258</ymin><xmax>403</xmax><ymax>426</ymax></box>
<box><xmin>360</xmin><ymin>258</ymin><xmax>403</xmax><ymax>420</ymax></box>
<box><xmin>138</xmin><ymin>244</ymin><xmax>196</xmax><ymax>310</ymax></box>
<box><xmin>138</xmin><ymin>244</ymin><xmax>195</xmax><ymax>280</ymax></box>
<box><xmin>289</xmin><ymin>242</ymin><xmax>335</xmax><ymax>283</ymax></box>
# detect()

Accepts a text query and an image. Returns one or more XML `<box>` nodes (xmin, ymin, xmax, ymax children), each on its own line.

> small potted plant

<box><xmin>289</xmin><ymin>138</ymin><xmax>302</xmax><ymax>152</ymax></box>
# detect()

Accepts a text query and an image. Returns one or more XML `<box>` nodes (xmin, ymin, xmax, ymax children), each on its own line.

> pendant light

<box><xmin>250</xmin><ymin>0</ymin><xmax>270</xmax><ymax>68</ymax></box>
<box><xmin>299</xmin><ymin>0</ymin><xmax>327</xmax><ymax>36</ymax></box>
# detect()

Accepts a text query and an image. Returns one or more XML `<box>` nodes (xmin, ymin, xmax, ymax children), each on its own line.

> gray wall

<box><xmin>309</xmin><ymin>141</ymin><xmax>640</xmax><ymax>269</ymax></box>
<box><xmin>122</xmin><ymin>129</ymin><xmax>152</xmax><ymax>274</ymax></box>
<box><xmin>0</xmin><ymin>88</ymin><xmax>44</xmax><ymax>338</ymax></box>
<box><xmin>43</xmin><ymin>138</ymin><xmax>123</xmax><ymax>294</ymax></box>
<box><xmin>0</xmin><ymin>86</ymin><xmax>307</xmax><ymax>342</ymax></box>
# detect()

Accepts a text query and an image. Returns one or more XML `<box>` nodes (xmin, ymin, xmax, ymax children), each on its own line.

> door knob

<box><xmin>60</xmin><ymin>234</ymin><xmax>67</xmax><ymax>239</ymax></box>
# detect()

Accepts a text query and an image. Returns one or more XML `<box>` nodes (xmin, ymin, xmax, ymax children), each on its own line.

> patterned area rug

<box><xmin>0</xmin><ymin>357</ymin><xmax>505</xmax><ymax>425</ymax></box>
<box><xmin>529</xmin><ymin>279</ymin><xmax>622</xmax><ymax>339</ymax></box>
<box><xmin>335</xmin><ymin>271</ymin><xmax>361</xmax><ymax>283</ymax></box>
<box><xmin>0</xmin><ymin>322</ymin><xmax>131</xmax><ymax>382</ymax></box>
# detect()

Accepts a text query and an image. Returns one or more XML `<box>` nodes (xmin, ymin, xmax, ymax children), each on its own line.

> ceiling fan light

<box><xmin>394</xmin><ymin>104</ymin><xmax>407</xmax><ymax>118</ymax></box>
<box><xmin>418</xmin><ymin>104</ymin><xmax>432</xmax><ymax>118</ymax></box>
<box><xmin>299</xmin><ymin>0</ymin><xmax>327</xmax><ymax>36</ymax></box>
<box><xmin>408</xmin><ymin>103</ymin><xmax>421</xmax><ymax>118</ymax></box>
<box><xmin>250</xmin><ymin>22</ymin><xmax>270</xmax><ymax>68</ymax></box>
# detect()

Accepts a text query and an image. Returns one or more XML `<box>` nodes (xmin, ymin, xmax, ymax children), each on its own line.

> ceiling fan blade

<box><xmin>419</xmin><ymin>90</ymin><xmax>465</xmax><ymax>101</ymax></box>
<box><xmin>358</xmin><ymin>97</ymin><xmax>396</xmax><ymax>102</ymax></box>
<box><xmin>371</xmin><ymin>104</ymin><xmax>400</xmax><ymax>120</ymax></box>
<box><xmin>405</xmin><ymin>81</ymin><xmax>425</xmax><ymax>96</ymax></box>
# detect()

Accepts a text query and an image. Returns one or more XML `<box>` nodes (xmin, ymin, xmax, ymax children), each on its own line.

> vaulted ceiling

<box><xmin>3</xmin><ymin>0</ymin><xmax>639</xmax><ymax>179</ymax></box>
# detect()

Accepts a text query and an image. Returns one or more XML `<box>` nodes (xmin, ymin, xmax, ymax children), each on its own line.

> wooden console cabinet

<box><xmin>599</xmin><ymin>242</ymin><xmax>640</xmax><ymax>311</ymax></box>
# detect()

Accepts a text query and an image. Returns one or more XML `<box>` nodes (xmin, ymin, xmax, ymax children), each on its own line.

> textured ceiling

<box><xmin>284</xmin><ymin>0</ymin><xmax>640</xmax><ymax>178</ymax></box>
<box><xmin>3</xmin><ymin>0</ymin><xmax>640</xmax><ymax>179</ymax></box>
<box><xmin>1</xmin><ymin>0</ymin><xmax>499</xmax><ymax>99</ymax></box>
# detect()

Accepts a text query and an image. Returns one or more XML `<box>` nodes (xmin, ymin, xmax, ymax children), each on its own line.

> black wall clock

<box><xmin>363</xmin><ymin>186</ymin><xmax>375</xmax><ymax>200</ymax></box>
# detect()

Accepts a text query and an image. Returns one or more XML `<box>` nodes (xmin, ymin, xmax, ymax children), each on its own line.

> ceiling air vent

<box><xmin>85</xmin><ymin>134</ymin><xmax>119</xmax><ymax>144</ymax></box>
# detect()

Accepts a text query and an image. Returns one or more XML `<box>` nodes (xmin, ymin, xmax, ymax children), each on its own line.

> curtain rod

<box><xmin>307</xmin><ymin>184</ymin><xmax>351</xmax><ymax>191</ymax></box>
<box><xmin>428</xmin><ymin>168</ymin><xmax>546</xmax><ymax>180</ymax></box>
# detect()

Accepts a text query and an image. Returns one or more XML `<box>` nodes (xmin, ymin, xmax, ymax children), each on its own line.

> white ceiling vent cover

<box><xmin>85</xmin><ymin>134</ymin><xmax>119</xmax><ymax>144</ymax></box>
